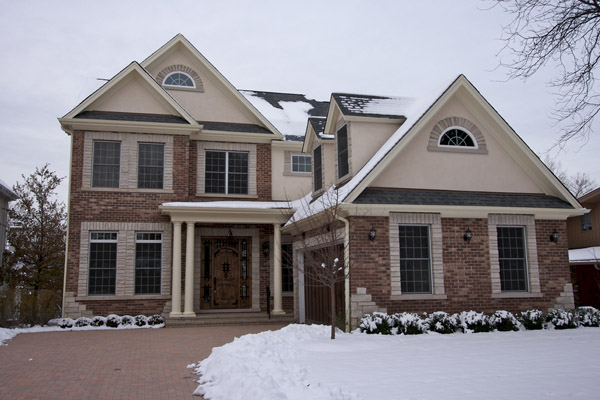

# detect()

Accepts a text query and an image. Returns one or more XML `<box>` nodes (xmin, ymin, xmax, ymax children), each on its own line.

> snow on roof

<box><xmin>569</xmin><ymin>246</ymin><xmax>600</xmax><ymax>263</ymax></box>
<box><xmin>0</xmin><ymin>178</ymin><xmax>17</xmax><ymax>200</ymax></box>
<box><xmin>162</xmin><ymin>201</ymin><xmax>292</xmax><ymax>209</ymax></box>
<box><xmin>240</xmin><ymin>90</ymin><xmax>328</xmax><ymax>137</ymax></box>
<box><xmin>332</xmin><ymin>93</ymin><xmax>415</xmax><ymax>118</ymax></box>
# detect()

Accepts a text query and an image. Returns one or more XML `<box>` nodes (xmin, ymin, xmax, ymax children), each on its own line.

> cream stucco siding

<box><xmin>371</xmin><ymin>97</ymin><xmax>544</xmax><ymax>193</ymax></box>
<box><xmin>147</xmin><ymin>50</ymin><xmax>260</xmax><ymax>124</ymax></box>
<box><xmin>322</xmin><ymin>141</ymin><xmax>336</xmax><ymax>190</ymax></box>
<box><xmin>349</xmin><ymin>121</ymin><xmax>401</xmax><ymax>176</ymax></box>
<box><xmin>272</xmin><ymin>146</ymin><xmax>312</xmax><ymax>201</ymax></box>
<box><xmin>94</xmin><ymin>75</ymin><xmax>173</xmax><ymax>115</ymax></box>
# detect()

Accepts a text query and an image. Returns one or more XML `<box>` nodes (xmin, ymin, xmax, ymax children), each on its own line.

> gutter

<box><xmin>336</xmin><ymin>215</ymin><xmax>350</xmax><ymax>332</ymax></box>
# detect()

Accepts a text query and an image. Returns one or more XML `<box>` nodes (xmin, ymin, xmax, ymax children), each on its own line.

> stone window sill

<box><xmin>76</xmin><ymin>294</ymin><xmax>170</xmax><ymax>301</ymax></box>
<box><xmin>390</xmin><ymin>294</ymin><xmax>448</xmax><ymax>301</ymax></box>
<box><xmin>491</xmin><ymin>292</ymin><xmax>542</xmax><ymax>299</ymax></box>
<box><xmin>84</xmin><ymin>187</ymin><xmax>174</xmax><ymax>194</ymax></box>
<box><xmin>196</xmin><ymin>193</ymin><xmax>258</xmax><ymax>199</ymax></box>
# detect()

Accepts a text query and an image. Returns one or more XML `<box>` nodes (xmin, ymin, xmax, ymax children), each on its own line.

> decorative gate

<box><xmin>201</xmin><ymin>237</ymin><xmax>251</xmax><ymax>309</ymax></box>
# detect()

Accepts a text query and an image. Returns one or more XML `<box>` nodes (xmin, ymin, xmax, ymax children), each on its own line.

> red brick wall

<box><xmin>349</xmin><ymin>216</ymin><xmax>571</xmax><ymax>315</ymax></box>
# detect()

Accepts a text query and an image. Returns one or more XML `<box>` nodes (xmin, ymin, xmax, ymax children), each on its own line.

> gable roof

<box><xmin>578</xmin><ymin>186</ymin><xmax>600</xmax><ymax>204</ymax></box>
<box><xmin>141</xmin><ymin>34</ymin><xmax>284</xmax><ymax>138</ymax></box>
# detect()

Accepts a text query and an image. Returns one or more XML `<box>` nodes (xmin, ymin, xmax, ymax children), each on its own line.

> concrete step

<box><xmin>163</xmin><ymin>312</ymin><xmax>295</xmax><ymax>327</ymax></box>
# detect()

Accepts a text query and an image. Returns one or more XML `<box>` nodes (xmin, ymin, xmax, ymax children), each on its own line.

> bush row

<box><xmin>359</xmin><ymin>307</ymin><xmax>600</xmax><ymax>335</ymax></box>
<box><xmin>55</xmin><ymin>314</ymin><xmax>165</xmax><ymax>329</ymax></box>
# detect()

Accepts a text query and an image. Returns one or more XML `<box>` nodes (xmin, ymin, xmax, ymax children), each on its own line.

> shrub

<box><xmin>91</xmin><ymin>316</ymin><xmax>106</xmax><ymax>327</ymax></box>
<box><xmin>74</xmin><ymin>317</ymin><xmax>92</xmax><ymax>327</ymax></box>
<box><xmin>106</xmin><ymin>314</ymin><xmax>121</xmax><ymax>328</ymax></box>
<box><xmin>394</xmin><ymin>312</ymin><xmax>428</xmax><ymax>335</ymax></box>
<box><xmin>458</xmin><ymin>311</ymin><xmax>492</xmax><ymax>333</ymax></box>
<box><xmin>134</xmin><ymin>315</ymin><xmax>148</xmax><ymax>327</ymax></box>
<box><xmin>359</xmin><ymin>312</ymin><xmax>394</xmax><ymax>334</ymax></box>
<box><xmin>490</xmin><ymin>311</ymin><xmax>520</xmax><ymax>332</ymax></box>
<box><xmin>577</xmin><ymin>307</ymin><xmax>600</xmax><ymax>327</ymax></box>
<box><xmin>425</xmin><ymin>311</ymin><xmax>459</xmax><ymax>334</ymax></box>
<box><xmin>546</xmin><ymin>309</ymin><xmax>579</xmax><ymax>330</ymax></box>
<box><xmin>58</xmin><ymin>318</ymin><xmax>74</xmax><ymax>329</ymax></box>
<box><xmin>518</xmin><ymin>310</ymin><xmax>545</xmax><ymax>330</ymax></box>
<box><xmin>147</xmin><ymin>314</ymin><xmax>165</xmax><ymax>326</ymax></box>
<box><xmin>120</xmin><ymin>315</ymin><xmax>134</xmax><ymax>326</ymax></box>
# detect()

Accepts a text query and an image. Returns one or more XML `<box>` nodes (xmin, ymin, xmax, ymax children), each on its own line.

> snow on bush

<box><xmin>458</xmin><ymin>311</ymin><xmax>492</xmax><ymax>333</ymax></box>
<box><xmin>106</xmin><ymin>314</ymin><xmax>122</xmax><ymax>328</ymax></box>
<box><xmin>147</xmin><ymin>314</ymin><xmax>165</xmax><ymax>326</ymax></box>
<box><xmin>134</xmin><ymin>315</ymin><xmax>148</xmax><ymax>327</ymax></box>
<box><xmin>577</xmin><ymin>307</ymin><xmax>600</xmax><ymax>327</ymax></box>
<box><xmin>546</xmin><ymin>309</ymin><xmax>579</xmax><ymax>330</ymax></box>
<box><xmin>91</xmin><ymin>316</ymin><xmax>106</xmax><ymax>327</ymax></box>
<box><xmin>74</xmin><ymin>317</ymin><xmax>92</xmax><ymax>327</ymax></box>
<box><xmin>359</xmin><ymin>312</ymin><xmax>394</xmax><ymax>334</ymax></box>
<box><xmin>394</xmin><ymin>312</ymin><xmax>428</xmax><ymax>335</ymax></box>
<box><xmin>120</xmin><ymin>315</ymin><xmax>134</xmax><ymax>326</ymax></box>
<box><xmin>519</xmin><ymin>310</ymin><xmax>545</xmax><ymax>330</ymax></box>
<box><xmin>58</xmin><ymin>318</ymin><xmax>74</xmax><ymax>329</ymax></box>
<box><xmin>490</xmin><ymin>311</ymin><xmax>520</xmax><ymax>332</ymax></box>
<box><xmin>424</xmin><ymin>311</ymin><xmax>459</xmax><ymax>334</ymax></box>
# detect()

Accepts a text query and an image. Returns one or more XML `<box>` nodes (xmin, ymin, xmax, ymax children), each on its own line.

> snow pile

<box><xmin>0</xmin><ymin>327</ymin><xmax>19</xmax><ymax>346</ymax></box>
<box><xmin>194</xmin><ymin>323</ymin><xmax>600</xmax><ymax>399</ymax></box>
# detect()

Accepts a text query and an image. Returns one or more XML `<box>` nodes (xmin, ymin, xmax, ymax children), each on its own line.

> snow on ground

<box><xmin>193</xmin><ymin>324</ymin><xmax>600</xmax><ymax>400</ymax></box>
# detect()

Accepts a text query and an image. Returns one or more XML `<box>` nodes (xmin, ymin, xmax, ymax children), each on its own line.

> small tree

<box><xmin>1</xmin><ymin>165</ymin><xmax>66</xmax><ymax>325</ymax></box>
<box><xmin>287</xmin><ymin>188</ymin><xmax>350</xmax><ymax>339</ymax></box>
<box><xmin>543</xmin><ymin>155</ymin><xmax>596</xmax><ymax>198</ymax></box>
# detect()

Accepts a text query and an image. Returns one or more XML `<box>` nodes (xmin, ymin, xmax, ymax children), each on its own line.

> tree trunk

<box><xmin>330</xmin><ymin>283</ymin><xmax>336</xmax><ymax>340</ymax></box>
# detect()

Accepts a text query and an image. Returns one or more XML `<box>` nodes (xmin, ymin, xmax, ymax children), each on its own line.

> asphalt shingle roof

<box><xmin>241</xmin><ymin>90</ymin><xmax>329</xmax><ymax>117</ymax></box>
<box><xmin>75</xmin><ymin>111</ymin><xmax>189</xmax><ymax>124</ymax></box>
<box><xmin>332</xmin><ymin>93</ymin><xmax>413</xmax><ymax>119</ymax></box>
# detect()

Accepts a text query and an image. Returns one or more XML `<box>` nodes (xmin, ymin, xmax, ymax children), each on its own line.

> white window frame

<box><xmin>204</xmin><ymin>150</ymin><xmax>249</xmax><ymax>195</ymax></box>
<box><xmin>91</xmin><ymin>140</ymin><xmax>121</xmax><ymax>188</ymax></box>
<box><xmin>290</xmin><ymin>154</ymin><xmax>312</xmax><ymax>174</ymax></box>
<box><xmin>163</xmin><ymin>71</ymin><xmax>196</xmax><ymax>88</ymax></box>
<box><xmin>495</xmin><ymin>225</ymin><xmax>529</xmax><ymax>292</ymax></box>
<box><xmin>88</xmin><ymin>231</ymin><xmax>118</xmax><ymax>296</ymax></box>
<box><xmin>134</xmin><ymin>232</ymin><xmax>163</xmax><ymax>295</ymax></box>
<box><xmin>437</xmin><ymin>126</ymin><xmax>479</xmax><ymax>149</ymax></box>
<box><xmin>397</xmin><ymin>224</ymin><xmax>433</xmax><ymax>294</ymax></box>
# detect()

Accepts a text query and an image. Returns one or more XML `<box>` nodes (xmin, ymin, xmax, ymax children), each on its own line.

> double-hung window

<box><xmin>138</xmin><ymin>143</ymin><xmax>164</xmax><ymax>189</ymax></box>
<box><xmin>497</xmin><ymin>226</ymin><xmax>528</xmax><ymax>292</ymax></box>
<box><xmin>398</xmin><ymin>225</ymin><xmax>432</xmax><ymax>294</ymax></box>
<box><xmin>205</xmin><ymin>150</ymin><xmax>249</xmax><ymax>195</ymax></box>
<box><xmin>92</xmin><ymin>141</ymin><xmax>120</xmax><ymax>188</ymax></box>
<box><xmin>135</xmin><ymin>232</ymin><xmax>162</xmax><ymax>295</ymax></box>
<box><xmin>291</xmin><ymin>154</ymin><xmax>311</xmax><ymax>173</ymax></box>
<box><xmin>88</xmin><ymin>232</ymin><xmax>118</xmax><ymax>295</ymax></box>
<box><xmin>313</xmin><ymin>145</ymin><xmax>322</xmax><ymax>191</ymax></box>
<box><xmin>337</xmin><ymin>125</ymin><xmax>349</xmax><ymax>179</ymax></box>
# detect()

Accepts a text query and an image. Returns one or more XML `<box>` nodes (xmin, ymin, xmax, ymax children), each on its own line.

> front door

<box><xmin>201</xmin><ymin>237</ymin><xmax>251</xmax><ymax>309</ymax></box>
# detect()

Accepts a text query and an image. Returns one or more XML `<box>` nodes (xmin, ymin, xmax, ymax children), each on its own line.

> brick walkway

<box><xmin>0</xmin><ymin>324</ymin><xmax>287</xmax><ymax>399</ymax></box>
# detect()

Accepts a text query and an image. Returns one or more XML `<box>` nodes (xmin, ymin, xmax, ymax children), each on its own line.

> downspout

<box><xmin>61</xmin><ymin>134</ymin><xmax>74</xmax><ymax>317</ymax></box>
<box><xmin>337</xmin><ymin>215</ymin><xmax>350</xmax><ymax>332</ymax></box>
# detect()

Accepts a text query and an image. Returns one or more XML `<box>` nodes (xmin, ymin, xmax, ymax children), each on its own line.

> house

<box><xmin>567</xmin><ymin>187</ymin><xmax>600</xmax><ymax>309</ymax></box>
<box><xmin>0</xmin><ymin>179</ymin><xmax>17</xmax><ymax>270</ymax></box>
<box><xmin>59</xmin><ymin>34</ymin><xmax>586</xmax><ymax>329</ymax></box>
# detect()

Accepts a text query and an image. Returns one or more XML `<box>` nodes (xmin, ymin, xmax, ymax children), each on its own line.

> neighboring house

<box><xmin>59</xmin><ymin>34</ymin><xmax>586</xmax><ymax>330</ymax></box>
<box><xmin>567</xmin><ymin>187</ymin><xmax>600</xmax><ymax>309</ymax></box>
<box><xmin>0</xmin><ymin>179</ymin><xmax>17</xmax><ymax>270</ymax></box>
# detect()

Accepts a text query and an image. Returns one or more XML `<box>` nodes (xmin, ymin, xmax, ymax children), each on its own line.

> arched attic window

<box><xmin>427</xmin><ymin>116</ymin><xmax>488</xmax><ymax>154</ymax></box>
<box><xmin>163</xmin><ymin>72</ymin><xmax>195</xmax><ymax>88</ymax></box>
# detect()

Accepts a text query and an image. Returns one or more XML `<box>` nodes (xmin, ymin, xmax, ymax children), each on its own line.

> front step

<box><xmin>163</xmin><ymin>312</ymin><xmax>295</xmax><ymax>328</ymax></box>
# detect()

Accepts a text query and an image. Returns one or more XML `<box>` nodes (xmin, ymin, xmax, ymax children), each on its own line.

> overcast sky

<box><xmin>1</xmin><ymin>0</ymin><xmax>598</xmax><ymax>202</ymax></box>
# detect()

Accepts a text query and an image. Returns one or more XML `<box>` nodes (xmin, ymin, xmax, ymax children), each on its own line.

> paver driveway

<box><xmin>0</xmin><ymin>324</ymin><xmax>287</xmax><ymax>399</ymax></box>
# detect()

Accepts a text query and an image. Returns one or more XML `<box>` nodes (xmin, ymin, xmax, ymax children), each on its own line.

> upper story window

<box><xmin>439</xmin><ymin>128</ymin><xmax>476</xmax><ymax>147</ymax></box>
<box><xmin>163</xmin><ymin>72</ymin><xmax>195</xmax><ymax>88</ymax></box>
<box><xmin>205</xmin><ymin>150</ymin><xmax>249</xmax><ymax>195</ymax></box>
<box><xmin>291</xmin><ymin>154</ymin><xmax>311</xmax><ymax>173</ymax></box>
<box><xmin>92</xmin><ymin>141</ymin><xmax>121</xmax><ymax>188</ymax></box>
<box><xmin>138</xmin><ymin>143</ymin><xmax>164</xmax><ymax>189</ymax></box>
<box><xmin>313</xmin><ymin>145</ymin><xmax>323</xmax><ymax>192</ymax></box>
<box><xmin>337</xmin><ymin>125</ymin><xmax>349</xmax><ymax>179</ymax></box>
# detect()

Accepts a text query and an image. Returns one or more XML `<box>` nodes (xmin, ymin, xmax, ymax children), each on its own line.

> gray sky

<box><xmin>1</xmin><ymin>0</ymin><xmax>598</xmax><ymax>202</ymax></box>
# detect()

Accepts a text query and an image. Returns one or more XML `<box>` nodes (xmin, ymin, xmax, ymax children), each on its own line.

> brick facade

<box><xmin>347</xmin><ymin>215</ymin><xmax>573</xmax><ymax>328</ymax></box>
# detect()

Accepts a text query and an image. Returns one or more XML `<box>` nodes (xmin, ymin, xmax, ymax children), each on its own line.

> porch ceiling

<box><xmin>159</xmin><ymin>201</ymin><xmax>294</xmax><ymax>224</ymax></box>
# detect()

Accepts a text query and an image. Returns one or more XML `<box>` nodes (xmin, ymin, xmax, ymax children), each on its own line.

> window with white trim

<box><xmin>291</xmin><ymin>154</ymin><xmax>311</xmax><ymax>173</ymax></box>
<box><xmin>205</xmin><ymin>150</ymin><xmax>249</xmax><ymax>195</ymax></box>
<box><xmin>497</xmin><ymin>226</ymin><xmax>529</xmax><ymax>292</ymax></box>
<box><xmin>138</xmin><ymin>143</ymin><xmax>164</xmax><ymax>189</ymax></box>
<box><xmin>337</xmin><ymin>125</ymin><xmax>349</xmax><ymax>179</ymax></box>
<box><xmin>88</xmin><ymin>232</ymin><xmax>118</xmax><ymax>295</ymax></box>
<box><xmin>163</xmin><ymin>72</ymin><xmax>195</xmax><ymax>88</ymax></box>
<box><xmin>439</xmin><ymin>128</ymin><xmax>476</xmax><ymax>148</ymax></box>
<box><xmin>313</xmin><ymin>145</ymin><xmax>323</xmax><ymax>191</ymax></box>
<box><xmin>398</xmin><ymin>225</ymin><xmax>432</xmax><ymax>294</ymax></box>
<box><xmin>135</xmin><ymin>232</ymin><xmax>162</xmax><ymax>295</ymax></box>
<box><xmin>92</xmin><ymin>141</ymin><xmax>120</xmax><ymax>188</ymax></box>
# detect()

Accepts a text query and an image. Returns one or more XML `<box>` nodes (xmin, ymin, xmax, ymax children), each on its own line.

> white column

<box><xmin>183</xmin><ymin>221</ymin><xmax>196</xmax><ymax>316</ymax></box>
<box><xmin>272</xmin><ymin>223</ymin><xmax>285</xmax><ymax>315</ymax></box>
<box><xmin>169</xmin><ymin>221</ymin><xmax>182</xmax><ymax>317</ymax></box>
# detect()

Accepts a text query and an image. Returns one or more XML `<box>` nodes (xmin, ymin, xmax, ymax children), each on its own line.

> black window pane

<box><xmin>497</xmin><ymin>227</ymin><xmax>528</xmax><ymax>291</ymax></box>
<box><xmin>92</xmin><ymin>141</ymin><xmax>120</xmax><ymax>188</ymax></box>
<box><xmin>89</xmin><ymin>241</ymin><xmax>117</xmax><ymax>295</ymax></box>
<box><xmin>138</xmin><ymin>143</ymin><xmax>164</xmax><ymax>189</ymax></box>
<box><xmin>440</xmin><ymin>129</ymin><xmax>475</xmax><ymax>147</ymax></box>
<box><xmin>135</xmin><ymin>239</ymin><xmax>162</xmax><ymax>295</ymax></box>
<box><xmin>292</xmin><ymin>155</ymin><xmax>311</xmax><ymax>173</ymax></box>
<box><xmin>228</xmin><ymin>152</ymin><xmax>249</xmax><ymax>194</ymax></box>
<box><xmin>205</xmin><ymin>151</ymin><xmax>226</xmax><ymax>193</ymax></box>
<box><xmin>337</xmin><ymin>126</ymin><xmax>349</xmax><ymax>178</ymax></box>
<box><xmin>282</xmin><ymin>243</ymin><xmax>294</xmax><ymax>292</ymax></box>
<box><xmin>313</xmin><ymin>146</ymin><xmax>322</xmax><ymax>191</ymax></box>
<box><xmin>399</xmin><ymin>225</ymin><xmax>431</xmax><ymax>294</ymax></box>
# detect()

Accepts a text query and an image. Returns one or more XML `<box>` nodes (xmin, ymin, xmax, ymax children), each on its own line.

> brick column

<box><xmin>183</xmin><ymin>222</ymin><xmax>196</xmax><ymax>316</ymax></box>
<box><xmin>169</xmin><ymin>222</ymin><xmax>183</xmax><ymax>317</ymax></box>
<box><xmin>272</xmin><ymin>223</ymin><xmax>285</xmax><ymax>315</ymax></box>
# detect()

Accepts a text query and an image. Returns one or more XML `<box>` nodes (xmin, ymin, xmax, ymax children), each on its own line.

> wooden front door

<box><xmin>200</xmin><ymin>237</ymin><xmax>251</xmax><ymax>309</ymax></box>
<box><xmin>576</xmin><ymin>265</ymin><xmax>600</xmax><ymax>309</ymax></box>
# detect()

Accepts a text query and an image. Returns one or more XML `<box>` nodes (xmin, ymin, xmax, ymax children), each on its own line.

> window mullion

<box><xmin>225</xmin><ymin>151</ymin><xmax>229</xmax><ymax>194</ymax></box>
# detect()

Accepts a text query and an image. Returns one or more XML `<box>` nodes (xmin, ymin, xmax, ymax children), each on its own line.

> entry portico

<box><xmin>160</xmin><ymin>202</ymin><xmax>294</xmax><ymax>318</ymax></box>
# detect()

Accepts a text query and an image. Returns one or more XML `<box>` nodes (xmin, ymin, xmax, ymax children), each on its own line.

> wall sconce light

<box><xmin>463</xmin><ymin>227</ymin><xmax>473</xmax><ymax>242</ymax></box>
<box><xmin>549</xmin><ymin>228</ymin><xmax>559</xmax><ymax>243</ymax></box>
<box><xmin>368</xmin><ymin>226</ymin><xmax>377</xmax><ymax>241</ymax></box>
<box><xmin>262</xmin><ymin>241</ymin><xmax>270</xmax><ymax>256</ymax></box>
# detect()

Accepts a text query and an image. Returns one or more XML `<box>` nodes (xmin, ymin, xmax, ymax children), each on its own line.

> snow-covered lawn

<box><xmin>192</xmin><ymin>324</ymin><xmax>600</xmax><ymax>400</ymax></box>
